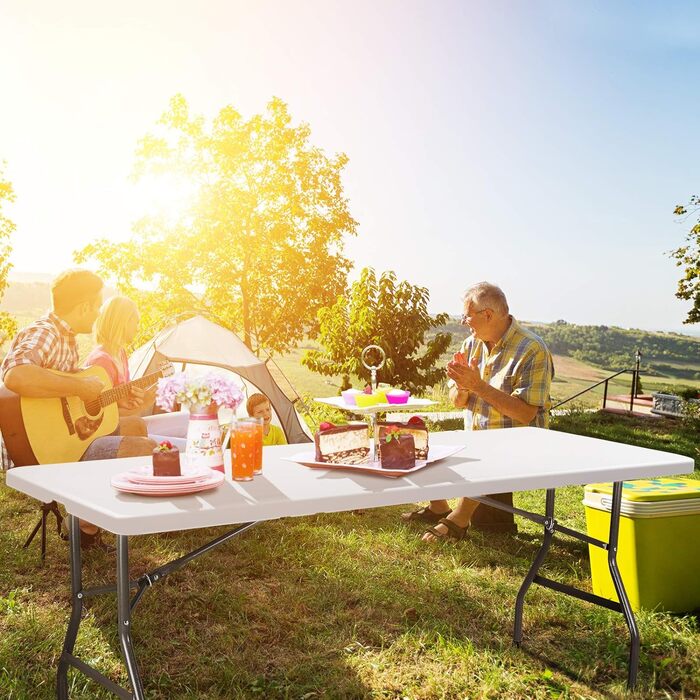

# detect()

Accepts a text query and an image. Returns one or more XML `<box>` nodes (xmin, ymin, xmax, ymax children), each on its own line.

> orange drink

<box><xmin>230</xmin><ymin>419</ymin><xmax>256</xmax><ymax>481</ymax></box>
<box><xmin>248</xmin><ymin>418</ymin><xmax>263</xmax><ymax>474</ymax></box>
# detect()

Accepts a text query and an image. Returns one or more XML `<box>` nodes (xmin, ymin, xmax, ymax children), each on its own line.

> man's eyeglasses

<box><xmin>460</xmin><ymin>308</ymin><xmax>489</xmax><ymax>325</ymax></box>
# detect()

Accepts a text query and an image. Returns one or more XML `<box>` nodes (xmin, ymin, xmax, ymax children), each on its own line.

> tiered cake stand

<box><xmin>313</xmin><ymin>395</ymin><xmax>437</xmax><ymax>452</ymax></box>
<box><xmin>314</xmin><ymin>345</ymin><xmax>436</xmax><ymax>452</ymax></box>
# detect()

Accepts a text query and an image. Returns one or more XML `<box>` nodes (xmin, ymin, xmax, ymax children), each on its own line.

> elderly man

<box><xmin>402</xmin><ymin>282</ymin><xmax>554</xmax><ymax>542</ymax></box>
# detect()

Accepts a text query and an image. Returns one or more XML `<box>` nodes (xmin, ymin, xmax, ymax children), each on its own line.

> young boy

<box><xmin>246</xmin><ymin>393</ymin><xmax>288</xmax><ymax>446</ymax></box>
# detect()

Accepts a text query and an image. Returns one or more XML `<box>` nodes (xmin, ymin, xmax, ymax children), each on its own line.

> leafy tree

<box><xmin>672</xmin><ymin>195</ymin><xmax>700</xmax><ymax>324</ymax></box>
<box><xmin>0</xmin><ymin>163</ymin><xmax>16</xmax><ymax>344</ymax></box>
<box><xmin>76</xmin><ymin>95</ymin><xmax>357</xmax><ymax>354</ymax></box>
<box><xmin>303</xmin><ymin>268</ymin><xmax>452</xmax><ymax>394</ymax></box>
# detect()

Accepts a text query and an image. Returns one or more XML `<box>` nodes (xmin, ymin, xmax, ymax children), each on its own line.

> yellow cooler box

<box><xmin>584</xmin><ymin>478</ymin><xmax>700</xmax><ymax>613</ymax></box>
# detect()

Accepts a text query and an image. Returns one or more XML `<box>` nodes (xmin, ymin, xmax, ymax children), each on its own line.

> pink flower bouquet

<box><xmin>156</xmin><ymin>372</ymin><xmax>244</xmax><ymax>412</ymax></box>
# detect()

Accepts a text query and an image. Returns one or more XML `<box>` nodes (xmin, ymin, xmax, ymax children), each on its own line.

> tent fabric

<box><xmin>129</xmin><ymin>315</ymin><xmax>312</xmax><ymax>445</ymax></box>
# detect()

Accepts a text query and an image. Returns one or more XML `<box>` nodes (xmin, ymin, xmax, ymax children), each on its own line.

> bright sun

<box><xmin>131</xmin><ymin>174</ymin><xmax>199</xmax><ymax>222</ymax></box>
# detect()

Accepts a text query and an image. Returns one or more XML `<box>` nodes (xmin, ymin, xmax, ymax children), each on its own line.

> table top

<box><xmin>314</xmin><ymin>395</ymin><xmax>436</xmax><ymax>415</ymax></box>
<box><xmin>6</xmin><ymin>428</ymin><xmax>694</xmax><ymax>536</ymax></box>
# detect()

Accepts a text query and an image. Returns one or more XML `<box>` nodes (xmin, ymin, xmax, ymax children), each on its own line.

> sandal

<box><xmin>79</xmin><ymin>528</ymin><xmax>114</xmax><ymax>553</ymax></box>
<box><xmin>401</xmin><ymin>506</ymin><xmax>452</xmax><ymax>524</ymax></box>
<box><xmin>424</xmin><ymin>517</ymin><xmax>469</xmax><ymax>541</ymax></box>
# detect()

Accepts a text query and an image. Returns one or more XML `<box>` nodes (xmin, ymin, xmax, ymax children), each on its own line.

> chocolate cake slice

<box><xmin>314</xmin><ymin>422</ymin><xmax>370</xmax><ymax>464</ymax></box>
<box><xmin>379</xmin><ymin>433</ymin><xmax>416</xmax><ymax>470</ymax></box>
<box><xmin>152</xmin><ymin>442</ymin><xmax>181</xmax><ymax>477</ymax></box>
<box><xmin>377</xmin><ymin>417</ymin><xmax>429</xmax><ymax>460</ymax></box>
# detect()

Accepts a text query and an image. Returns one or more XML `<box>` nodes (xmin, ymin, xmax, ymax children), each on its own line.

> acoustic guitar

<box><xmin>0</xmin><ymin>363</ymin><xmax>173</xmax><ymax>466</ymax></box>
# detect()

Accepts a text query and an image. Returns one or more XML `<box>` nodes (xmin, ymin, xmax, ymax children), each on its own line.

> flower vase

<box><xmin>186</xmin><ymin>403</ymin><xmax>224</xmax><ymax>472</ymax></box>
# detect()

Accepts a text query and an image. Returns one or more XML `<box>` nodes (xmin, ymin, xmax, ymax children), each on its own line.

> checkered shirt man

<box><xmin>1</xmin><ymin>312</ymin><xmax>79</xmax><ymax>468</ymax></box>
<box><xmin>455</xmin><ymin>317</ymin><xmax>554</xmax><ymax>430</ymax></box>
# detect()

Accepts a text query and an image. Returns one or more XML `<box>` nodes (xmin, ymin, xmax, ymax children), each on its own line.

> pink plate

<box><xmin>126</xmin><ymin>464</ymin><xmax>212</xmax><ymax>485</ymax></box>
<box><xmin>111</xmin><ymin>469</ymin><xmax>224</xmax><ymax>496</ymax></box>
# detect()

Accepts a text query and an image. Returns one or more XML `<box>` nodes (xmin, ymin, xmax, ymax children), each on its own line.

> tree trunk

<box><xmin>241</xmin><ymin>277</ymin><xmax>252</xmax><ymax>350</ymax></box>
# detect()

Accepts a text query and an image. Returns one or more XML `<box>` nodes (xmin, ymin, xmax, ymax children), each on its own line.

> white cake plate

<box><xmin>284</xmin><ymin>444</ymin><xmax>465</xmax><ymax>478</ymax></box>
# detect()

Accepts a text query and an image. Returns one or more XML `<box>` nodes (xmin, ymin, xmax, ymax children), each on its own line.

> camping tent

<box><xmin>129</xmin><ymin>315</ymin><xmax>312</xmax><ymax>444</ymax></box>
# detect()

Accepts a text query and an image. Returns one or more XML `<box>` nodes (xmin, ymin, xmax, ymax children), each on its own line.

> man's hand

<box><xmin>452</xmin><ymin>351</ymin><xmax>467</xmax><ymax>366</ymax></box>
<box><xmin>447</xmin><ymin>356</ymin><xmax>484</xmax><ymax>392</ymax></box>
<box><xmin>117</xmin><ymin>386</ymin><xmax>146</xmax><ymax>411</ymax></box>
<box><xmin>77</xmin><ymin>376</ymin><xmax>105</xmax><ymax>403</ymax></box>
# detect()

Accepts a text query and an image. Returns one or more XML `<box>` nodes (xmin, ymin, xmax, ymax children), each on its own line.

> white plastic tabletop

<box><xmin>6</xmin><ymin>428</ymin><xmax>694</xmax><ymax>536</ymax></box>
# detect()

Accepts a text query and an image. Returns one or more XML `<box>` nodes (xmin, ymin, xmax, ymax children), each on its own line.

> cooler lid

<box><xmin>583</xmin><ymin>491</ymin><xmax>700</xmax><ymax>518</ymax></box>
<box><xmin>585</xmin><ymin>478</ymin><xmax>700</xmax><ymax>502</ymax></box>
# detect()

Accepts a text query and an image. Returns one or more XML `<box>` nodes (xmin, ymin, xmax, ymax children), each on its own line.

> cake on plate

<box><xmin>314</xmin><ymin>422</ymin><xmax>370</xmax><ymax>464</ymax></box>
<box><xmin>378</xmin><ymin>427</ymin><xmax>416</xmax><ymax>470</ymax></box>
<box><xmin>152</xmin><ymin>440</ymin><xmax>181</xmax><ymax>477</ymax></box>
<box><xmin>377</xmin><ymin>416</ymin><xmax>429</xmax><ymax>460</ymax></box>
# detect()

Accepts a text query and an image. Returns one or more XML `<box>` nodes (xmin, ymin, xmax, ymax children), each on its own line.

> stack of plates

<box><xmin>111</xmin><ymin>464</ymin><xmax>224</xmax><ymax>496</ymax></box>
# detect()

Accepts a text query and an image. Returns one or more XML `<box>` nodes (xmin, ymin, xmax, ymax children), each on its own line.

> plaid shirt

<box><xmin>1</xmin><ymin>313</ymin><xmax>79</xmax><ymax>468</ymax></box>
<box><xmin>454</xmin><ymin>317</ymin><xmax>554</xmax><ymax>430</ymax></box>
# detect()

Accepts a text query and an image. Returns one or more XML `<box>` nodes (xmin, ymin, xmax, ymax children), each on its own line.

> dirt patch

<box><xmin>552</xmin><ymin>354</ymin><xmax>606</xmax><ymax>382</ymax></box>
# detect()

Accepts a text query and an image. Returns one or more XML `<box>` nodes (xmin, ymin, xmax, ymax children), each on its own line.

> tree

<box><xmin>302</xmin><ymin>268</ymin><xmax>452</xmax><ymax>394</ymax></box>
<box><xmin>76</xmin><ymin>95</ymin><xmax>358</xmax><ymax>354</ymax></box>
<box><xmin>0</xmin><ymin>162</ymin><xmax>16</xmax><ymax>344</ymax></box>
<box><xmin>672</xmin><ymin>195</ymin><xmax>700</xmax><ymax>324</ymax></box>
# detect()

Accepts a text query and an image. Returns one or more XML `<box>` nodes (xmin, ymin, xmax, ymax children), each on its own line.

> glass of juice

<box><xmin>245</xmin><ymin>417</ymin><xmax>264</xmax><ymax>475</ymax></box>
<box><xmin>230</xmin><ymin>418</ymin><xmax>256</xmax><ymax>481</ymax></box>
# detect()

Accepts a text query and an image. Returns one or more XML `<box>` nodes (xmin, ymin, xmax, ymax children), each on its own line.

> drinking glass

<box><xmin>246</xmin><ymin>417</ymin><xmax>264</xmax><ymax>475</ymax></box>
<box><xmin>230</xmin><ymin>418</ymin><xmax>257</xmax><ymax>481</ymax></box>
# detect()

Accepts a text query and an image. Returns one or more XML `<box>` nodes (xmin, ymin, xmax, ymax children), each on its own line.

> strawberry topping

<box><xmin>407</xmin><ymin>416</ymin><xmax>425</xmax><ymax>426</ymax></box>
<box><xmin>319</xmin><ymin>421</ymin><xmax>335</xmax><ymax>431</ymax></box>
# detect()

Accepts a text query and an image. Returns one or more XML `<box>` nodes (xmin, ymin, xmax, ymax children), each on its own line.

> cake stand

<box><xmin>313</xmin><ymin>395</ymin><xmax>437</xmax><ymax>452</ymax></box>
<box><xmin>313</xmin><ymin>345</ymin><xmax>436</xmax><ymax>448</ymax></box>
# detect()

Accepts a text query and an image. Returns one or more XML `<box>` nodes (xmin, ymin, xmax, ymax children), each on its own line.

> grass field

<box><xmin>0</xmin><ymin>414</ymin><xmax>698</xmax><ymax>699</ymax></box>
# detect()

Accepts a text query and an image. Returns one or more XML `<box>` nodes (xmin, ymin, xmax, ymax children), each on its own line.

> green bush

<box><xmin>425</xmin><ymin>417</ymin><xmax>464</xmax><ymax>432</ymax></box>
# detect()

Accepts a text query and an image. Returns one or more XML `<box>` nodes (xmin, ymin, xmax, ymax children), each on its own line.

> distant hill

<box><xmin>440</xmin><ymin>318</ymin><xmax>700</xmax><ymax>380</ymax></box>
<box><xmin>0</xmin><ymin>281</ymin><xmax>51</xmax><ymax>315</ymax></box>
<box><xmin>0</xmin><ymin>279</ymin><xmax>116</xmax><ymax>317</ymax></box>
<box><xmin>2</xmin><ymin>279</ymin><xmax>699</xmax><ymax>381</ymax></box>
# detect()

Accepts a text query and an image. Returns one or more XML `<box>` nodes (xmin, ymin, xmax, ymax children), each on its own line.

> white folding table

<box><xmin>6</xmin><ymin>427</ymin><xmax>694</xmax><ymax>699</ymax></box>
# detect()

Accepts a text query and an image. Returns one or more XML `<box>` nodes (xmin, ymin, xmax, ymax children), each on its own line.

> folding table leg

<box><xmin>117</xmin><ymin>535</ymin><xmax>145</xmax><ymax>700</ymax></box>
<box><xmin>513</xmin><ymin>488</ymin><xmax>556</xmax><ymax>645</ymax></box>
<box><xmin>607</xmin><ymin>481</ymin><xmax>640</xmax><ymax>689</ymax></box>
<box><xmin>57</xmin><ymin>515</ymin><xmax>84</xmax><ymax>700</ymax></box>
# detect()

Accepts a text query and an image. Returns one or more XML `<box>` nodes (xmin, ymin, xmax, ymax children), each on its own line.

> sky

<box><xmin>1</xmin><ymin>0</ymin><xmax>699</xmax><ymax>335</ymax></box>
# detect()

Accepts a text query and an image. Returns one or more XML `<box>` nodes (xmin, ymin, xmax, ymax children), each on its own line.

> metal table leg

<box><xmin>57</xmin><ymin>515</ymin><xmax>83</xmax><ymax>700</ymax></box>
<box><xmin>117</xmin><ymin>536</ymin><xmax>145</xmax><ymax>699</ymax></box>
<box><xmin>607</xmin><ymin>481</ymin><xmax>640</xmax><ymax>688</ymax></box>
<box><xmin>513</xmin><ymin>488</ymin><xmax>556</xmax><ymax>645</ymax></box>
<box><xmin>474</xmin><ymin>483</ymin><xmax>641</xmax><ymax>689</ymax></box>
<box><xmin>54</xmin><ymin>520</ymin><xmax>257</xmax><ymax>698</ymax></box>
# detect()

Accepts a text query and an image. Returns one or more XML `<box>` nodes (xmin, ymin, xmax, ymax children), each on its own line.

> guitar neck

<box><xmin>98</xmin><ymin>371</ymin><xmax>163</xmax><ymax>409</ymax></box>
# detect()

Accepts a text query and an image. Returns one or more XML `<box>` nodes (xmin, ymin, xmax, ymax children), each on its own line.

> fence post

<box><xmin>629</xmin><ymin>373</ymin><xmax>635</xmax><ymax>413</ymax></box>
<box><xmin>629</xmin><ymin>349</ymin><xmax>642</xmax><ymax>413</ymax></box>
<box><xmin>603</xmin><ymin>379</ymin><xmax>609</xmax><ymax>409</ymax></box>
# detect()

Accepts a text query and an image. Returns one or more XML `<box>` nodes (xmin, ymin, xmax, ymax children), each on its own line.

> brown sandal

<box><xmin>79</xmin><ymin>528</ymin><xmax>114</xmax><ymax>553</ymax></box>
<box><xmin>424</xmin><ymin>517</ymin><xmax>469</xmax><ymax>541</ymax></box>
<box><xmin>402</xmin><ymin>506</ymin><xmax>452</xmax><ymax>524</ymax></box>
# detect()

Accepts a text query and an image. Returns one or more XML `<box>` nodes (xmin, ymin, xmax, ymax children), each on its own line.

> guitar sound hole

<box><xmin>84</xmin><ymin>402</ymin><xmax>100</xmax><ymax>418</ymax></box>
<box><xmin>75</xmin><ymin>413</ymin><xmax>104</xmax><ymax>441</ymax></box>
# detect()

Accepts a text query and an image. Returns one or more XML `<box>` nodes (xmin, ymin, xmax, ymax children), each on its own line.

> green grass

<box><xmin>1</xmin><ymin>414</ymin><xmax>699</xmax><ymax>699</ymax></box>
<box><xmin>551</xmin><ymin>411</ymin><xmax>700</xmax><ymax>462</ymax></box>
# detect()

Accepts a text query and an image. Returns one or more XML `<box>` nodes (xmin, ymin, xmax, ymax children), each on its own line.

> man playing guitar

<box><xmin>1</xmin><ymin>269</ymin><xmax>156</xmax><ymax>546</ymax></box>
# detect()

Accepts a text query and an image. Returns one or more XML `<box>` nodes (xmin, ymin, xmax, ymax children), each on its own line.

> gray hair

<box><xmin>463</xmin><ymin>282</ymin><xmax>509</xmax><ymax>316</ymax></box>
